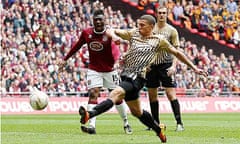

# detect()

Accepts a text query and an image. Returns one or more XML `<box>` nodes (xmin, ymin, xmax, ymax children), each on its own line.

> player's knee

<box><xmin>166</xmin><ymin>89</ymin><xmax>176</xmax><ymax>100</ymax></box>
<box><xmin>109</xmin><ymin>87</ymin><xmax>125</xmax><ymax>103</ymax></box>
<box><xmin>130</xmin><ymin>109</ymin><xmax>142</xmax><ymax>117</ymax></box>
<box><xmin>148</xmin><ymin>88</ymin><xmax>158</xmax><ymax>101</ymax></box>
<box><xmin>88</xmin><ymin>88</ymin><xmax>100</xmax><ymax>99</ymax></box>
<box><xmin>115</xmin><ymin>99</ymin><xmax>123</xmax><ymax>105</ymax></box>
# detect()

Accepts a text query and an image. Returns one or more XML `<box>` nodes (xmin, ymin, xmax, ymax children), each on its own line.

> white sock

<box><xmin>87</xmin><ymin>104</ymin><xmax>96</xmax><ymax>128</ymax></box>
<box><xmin>115</xmin><ymin>101</ymin><xmax>129</xmax><ymax>126</ymax></box>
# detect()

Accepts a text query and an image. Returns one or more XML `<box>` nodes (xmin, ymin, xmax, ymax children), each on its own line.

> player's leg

<box><xmin>122</xmin><ymin>77</ymin><xmax>166</xmax><ymax>142</ymax></box>
<box><xmin>104</xmin><ymin>71</ymin><xmax>132</xmax><ymax>134</ymax></box>
<box><xmin>165</xmin><ymin>87</ymin><xmax>184</xmax><ymax>131</ymax></box>
<box><xmin>146</xmin><ymin>65</ymin><xmax>161</xmax><ymax>129</ymax></box>
<box><xmin>81</xmin><ymin>69</ymin><xmax>103</xmax><ymax>134</ymax></box>
<box><xmin>114</xmin><ymin>99</ymin><xmax>132</xmax><ymax>134</ymax></box>
<box><xmin>79</xmin><ymin>86</ymin><xmax>126</xmax><ymax>124</ymax></box>
<box><xmin>148</xmin><ymin>88</ymin><xmax>159</xmax><ymax>124</ymax></box>
<box><xmin>161</xmin><ymin>67</ymin><xmax>184</xmax><ymax>132</ymax></box>
<box><xmin>125</xmin><ymin>99</ymin><xmax>166</xmax><ymax>143</ymax></box>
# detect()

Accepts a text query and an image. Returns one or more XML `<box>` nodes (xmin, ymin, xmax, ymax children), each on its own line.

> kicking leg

<box><xmin>126</xmin><ymin>99</ymin><xmax>167</xmax><ymax>143</ymax></box>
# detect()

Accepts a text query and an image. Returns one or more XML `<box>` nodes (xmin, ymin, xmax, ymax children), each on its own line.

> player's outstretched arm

<box><xmin>114</xmin><ymin>29</ymin><xmax>135</xmax><ymax>41</ymax></box>
<box><xmin>161</xmin><ymin>40</ymin><xmax>208</xmax><ymax>77</ymax></box>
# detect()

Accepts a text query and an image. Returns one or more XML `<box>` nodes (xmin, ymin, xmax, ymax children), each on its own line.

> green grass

<box><xmin>1</xmin><ymin>113</ymin><xmax>240</xmax><ymax>144</ymax></box>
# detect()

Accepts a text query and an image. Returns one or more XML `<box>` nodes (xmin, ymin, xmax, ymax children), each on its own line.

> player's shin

<box><xmin>150</xmin><ymin>101</ymin><xmax>160</xmax><ymax>124</ymax></box>
<box><xmin>89</xmin><ymin>99</ymin><xmax>114</xmax><ymax>117</ymax></box>
<box><xmin>171</xmin><ymin>99</ymin><xmax>182</xmax><ymax>124</ymax></box>
<box><xmin>87</xmin><ymin>103</ymin><xmax>97</xmax><ymax>128</ymax></box>
<box><xmin>138</xmin><ymin>110</ymin><xmax>161</xmax><ymax>134</ymax></box>
<box><xmin>115</xmin><ymin>100</ymin><xmax>128</xmax><ymax>124</ymax></box>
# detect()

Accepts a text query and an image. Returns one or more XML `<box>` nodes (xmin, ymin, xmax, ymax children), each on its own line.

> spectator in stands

<box><xmin>212</xmin><ymin>83</ymin><xmax>222</xmax><ymax>97</ymax></box>
<box><xmin>175</xmin><ymin>74</ymin><xmax>187</xmax><ymax>88</ymax></box>
<box><xmin>224</xmin><ymin>21</ymin><xmax>235</xmax><ymax>43</ymax></box>
<box><xmin>227</xmin><ymin>0</ymin><xmax>238</xmax><ymax>15</ymax></box>
<box><xmin>232</xmin><ymin>25</ymin><xmax>240</xmax><ymax>47</ymax></box>
<box><xmin>0</xmin><ymin>78</ymin><xmax>7</xmax><ymax>97</ymax></box>
<box><xmin>172</xmin><ymin>1</ymin><xmax>184</xmax><ymax>21</ymax></box>
<box><xmin>9</xmin><ymin>79</ymin><xmax>21</xmax><ymax>97</ymax></box>
<box><xmin>199</xmin><ymin>15</ymin><xmax>209</xmax><ymax>33</ymax></box>
<box><xmin>218</xmin><ymin>22</ymin><xmax>225</xmax><ymax>40</ymax></box>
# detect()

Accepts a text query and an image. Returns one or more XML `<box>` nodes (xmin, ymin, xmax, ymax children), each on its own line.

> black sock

<box><xmin>138</xmin><ymin>110</ymin><xmax>161</xmax><ymax>134</ymax></box>
<box><xmin>89</xmin><ymin>99</ymin><xmax>114</xmax><ymax>118</ymax></box>
<box><xmin>170</xmin><ymin>99</ymin><xmax>182</xmax><ymax>124</ymax></box>
<box><xmin>150</xmin><ymin>101</ymin><xmax>160</xmax><ymax>124</ymax></box>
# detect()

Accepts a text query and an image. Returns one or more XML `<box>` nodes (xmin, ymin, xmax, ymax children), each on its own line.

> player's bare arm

<box><xmin>114</xmin><ymin>29</ymin><xmax>135</xmax><ymax>41</ymax></box>
<box><xmin>167</xmin><ymin>29</ymin><xmax>180</xmax><ymax>76</ymax></box>
<box><xmin>159</xmin><ymin>39</ymin><xmax>208</xmax><ymax>77</ymax></box>
<box><xmin>167</xmin><ymin>56</ymin><xmax>177</xmax><ymax>76</ymax></box>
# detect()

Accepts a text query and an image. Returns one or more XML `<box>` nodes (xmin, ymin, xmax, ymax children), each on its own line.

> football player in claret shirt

<box><xmin>58</xmin><ymin>9</ymin><xmax>132</xmax><ymax>135</ymax></box>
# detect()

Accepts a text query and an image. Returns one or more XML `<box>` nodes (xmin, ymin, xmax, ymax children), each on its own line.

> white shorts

<box><xmin>87</xmin><ymin>69</ymin><xmax>120</xmax><ymax>90</ymax></box>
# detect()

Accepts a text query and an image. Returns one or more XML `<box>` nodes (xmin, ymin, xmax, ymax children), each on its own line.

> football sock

<box><xmin>171</xmin><ymin>99</ymin><xmax>182</xmax><ymax>124</ymax></box>
<box><xmin>150</xmin><ymin>101</ymin><xmax>160</xmax><ymax>124</ymax></box>
<box><xmin>87</xmin><ymin>103</ymin><xmax>97</xmax><ymax>128</ymax></box>
<box><xmin>115</xmin><ymin>100</ymin><xmax>129</xmax><ymax>126</ymax></box>
<box><xmin>138</xmin><ymin>110</ymin><xmax>161</xmax><ymax>134</ymax></box>
<box><xmin>89</xmin><ymin>99</ymin><xmax>114</xmax><ymax>118</ymax></box>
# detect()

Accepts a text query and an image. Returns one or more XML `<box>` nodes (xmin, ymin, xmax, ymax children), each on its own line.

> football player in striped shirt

<box><xmin>146</xmin><ymin>5</ymin><xmax>184</xmax><ymax>131</ymax></box>
<box><xmin>79</xmin><ymin>14</ymin><xmax>207</xmax><ymax>143</ymax></box>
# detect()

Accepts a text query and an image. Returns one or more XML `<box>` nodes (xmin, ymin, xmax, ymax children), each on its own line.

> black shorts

<box><xmin>119</xmin><ymin>76</ymin><xmax>146</xmax><ymax>102</ymax></box>
<box><xmin>145</xmin><ymin>63</ymin><xmax>176</xmax><ymax>88</ymax></box>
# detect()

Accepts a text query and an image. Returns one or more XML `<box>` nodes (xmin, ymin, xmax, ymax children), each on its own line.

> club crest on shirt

<box><xmin>88</xmin><ymin>35</ymin><xmax>92</xmax><ymax>38</ymax></box>
<box><xmin>89</xmin><ymin>41</ymin><xmax>104</xmax><ymax>51</ymax></box>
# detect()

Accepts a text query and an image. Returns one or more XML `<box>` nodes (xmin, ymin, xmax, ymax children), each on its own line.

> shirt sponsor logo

<box><xmin>89</xmin><ymin>41</ymin><xmax>104</xmax><ymax>51</ymax></box>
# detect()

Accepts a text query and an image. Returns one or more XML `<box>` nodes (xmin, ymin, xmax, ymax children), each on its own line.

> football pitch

<box><xmin>1</xmin><ymin>113</ymin><xmax>240</xmax><ymax>144</ymax></box>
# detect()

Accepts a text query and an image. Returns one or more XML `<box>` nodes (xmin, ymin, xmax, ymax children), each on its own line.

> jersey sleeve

<box><xmin>63</xmin><ymin>30</ymin><xmax>86</xmax><ymax>60</ymax></box>
<box><xmin>115</xmin><ymin>29</ymin><xmax>135</xmax><ymax>41</ymax></box>
<box><xmin>170</xmin><ymin>28</ymin><xmax>180</xmax><ymax>48</ymax></box>
<box><xmin>157</xmin><ymin>38</ymin><xmax>174</xmax><ymax>53</ymax></box>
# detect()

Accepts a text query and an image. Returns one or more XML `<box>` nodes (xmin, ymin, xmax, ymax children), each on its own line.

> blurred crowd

<box><xmin>166</xmin><ymin>0</ymin><xmax>240</xmax><ymax>47</ymax></box>
<box><xmin>0</xmin><ymin>0</ymin><xmax>239</xmax><ymax>98</ymax></box>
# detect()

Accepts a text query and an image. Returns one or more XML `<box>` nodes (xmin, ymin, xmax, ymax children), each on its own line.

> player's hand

<box><xmin>106</xmin><ymin>28</ymin><xmax>121</xmax><ymax>45</ymax></box>
<box><xmin>194</xmin><ymin>69</ymin><xmax>208</xmax><ymax>77</ymax></box>
<box><xmin>167</xmin><ymin>66</ymin><xmax>176</xmax><ymax>76</ymax></box>
<box><xmin>119</xmin><ymin>55</ymin><xmax>125</xmax><ymax>67</ymax></box>
<box><xmin>58</xmin><ymin>61</ymin><xmax>67</xmax><ymax>73</ymax></box>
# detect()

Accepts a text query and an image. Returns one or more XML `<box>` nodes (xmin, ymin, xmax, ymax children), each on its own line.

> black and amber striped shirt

<box><xmin>117</xmin><ymin>29</ymin><xmax>174</xmax><ymax>78</ymax></box>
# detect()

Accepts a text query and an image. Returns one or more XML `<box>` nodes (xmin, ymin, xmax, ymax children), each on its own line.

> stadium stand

<box><xmin>119</xmin><ymin>0</ymin><xmax>240</xmax><ymax>49</ymax></box>
<box><xmin>0</xmin><ymin>0</ymin><xmax>239</xmax><ymax>98</ymax></box>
